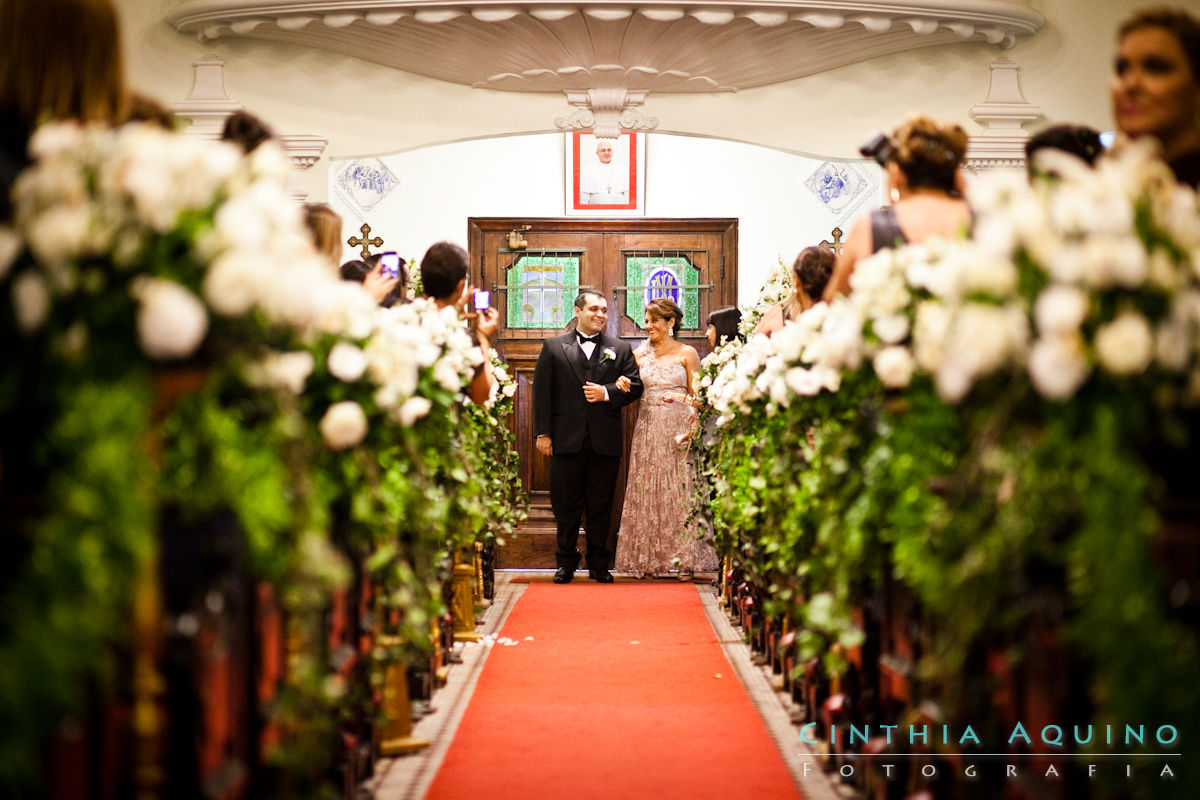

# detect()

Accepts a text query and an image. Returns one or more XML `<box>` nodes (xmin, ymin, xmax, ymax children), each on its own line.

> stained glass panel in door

<box><xmin>504</xmin><ymin>254</ymin><xmax>581</xmax><ymax>329</ymax></box>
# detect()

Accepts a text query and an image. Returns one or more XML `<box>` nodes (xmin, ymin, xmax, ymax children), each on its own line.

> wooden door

<box><xmin>468</xmin><ymin>218</ymin><xmax>737</xmax><ymax>568</ymax></box>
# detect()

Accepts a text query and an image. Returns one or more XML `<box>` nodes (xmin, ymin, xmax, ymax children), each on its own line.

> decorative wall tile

<box><xmin>803</xmin><ymin>161</ymin><xmax>877</xmax><ymax>226</ymax></box>
<box><xmin>335</xmin><ymin>157</ymin><xmax>399</xmax><ymax>215</ymax></box>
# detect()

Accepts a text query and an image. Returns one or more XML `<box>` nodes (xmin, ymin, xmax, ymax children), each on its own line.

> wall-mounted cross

<box><xmin>819</xmin><ymin>227</ymin><xmax>844</xmax><ymax>255</ymax></box>
<box><xmin>348</xmin><ymin>223</ymin><xmax>384</xmax><ymax>259</ymax></box>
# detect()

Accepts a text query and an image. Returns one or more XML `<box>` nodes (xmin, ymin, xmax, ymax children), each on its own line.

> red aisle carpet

<box><xmin>425</xmin><ymin>583</ymin><xmax>803</xmax><ymax>799</ymax></box>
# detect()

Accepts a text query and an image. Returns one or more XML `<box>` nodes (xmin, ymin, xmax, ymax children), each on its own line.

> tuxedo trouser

<box><xmin>549</xmin><ymin>436</ymin><xmax>620</xmax><ymax>571</ymax></box>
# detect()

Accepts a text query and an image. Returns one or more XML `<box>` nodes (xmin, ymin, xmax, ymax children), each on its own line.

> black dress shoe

<box><xmin>588</xmin><ymin>568</ymin><xmax>614</xmax><ymax>583</ymax></box>
<box><xmin>552</xmin><ymin>566</ymin><xmax>574</xmax><ymax>584</ymax></box>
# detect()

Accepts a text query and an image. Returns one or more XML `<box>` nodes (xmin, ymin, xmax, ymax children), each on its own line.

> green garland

<box><xmin>702</xmin><ymin>363</ymin><xmax>1200</xmax><ymax>796</ymax></box>
<box><xmin>0</xmin><ymin>373</ymin><xmax>155</xmax><ymax>788</ymax></box>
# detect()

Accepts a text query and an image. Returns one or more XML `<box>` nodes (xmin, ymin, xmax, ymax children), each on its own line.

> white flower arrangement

<box><xmin>738</xmin><ymin>256</ymin><xmax>793</xmax><ymax>337</ymax></box>
<box><xmin>5</xmin><ymin>121</ymin><xmax>339</xmax><ymax>361</ymax></box>
<box><xmin>2</xmin><ymin>119</ymin><xmax>492</xmax><ymax>453</ymax></box>
<box><xmin>363</xmin><ymin>298</ymin><xmax>482</xmax><ymax>426</ymax></box>
<box><xmin>707</xmin><ymin>141</ymin><xmax>1200</xmax><ymax>421</ymax></box>
<box><xmin>483</xmin><ymin>347</ymin><xmax>517</xmax><ymax>409</ymax></box>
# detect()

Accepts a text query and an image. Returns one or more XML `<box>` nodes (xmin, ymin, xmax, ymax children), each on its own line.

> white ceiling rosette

<box><xmin>167</xmin><ymin>1</ymin><xmax>1043</xmax><ymax>134</ymax></box>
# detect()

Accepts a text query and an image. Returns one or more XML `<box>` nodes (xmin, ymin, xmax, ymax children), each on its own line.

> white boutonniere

<box><xmin>601</xmin><ymin>346</ymin><xmax>616</xmax><ymax>363</ymax></box>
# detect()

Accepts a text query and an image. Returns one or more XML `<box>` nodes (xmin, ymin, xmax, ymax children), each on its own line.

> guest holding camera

<box><xmin>824</xmin><ymin>117</ymin><xmax>971</xmax><ymax>300</ymax></box>
<box><xmin>419</xmin><ymin>242</ymin><xmax>499</xmax><ymax>405</ymax></box>
<box><xmin>339</xmin><ymin>253</ymin><xmax>405</xmax><ymax>307</ymax></box>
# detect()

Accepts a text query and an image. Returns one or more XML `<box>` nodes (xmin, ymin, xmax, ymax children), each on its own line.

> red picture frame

<box><xmin>565</xmin><ymin>131</ymin><xmax>646</xmax><ymax>216</ymax></box>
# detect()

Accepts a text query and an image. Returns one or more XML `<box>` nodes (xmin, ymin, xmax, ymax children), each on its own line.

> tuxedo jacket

<box><xmin>533</xmin><ymin>331</ymin><xmax>644</xmax><ymax>457</ymax></box>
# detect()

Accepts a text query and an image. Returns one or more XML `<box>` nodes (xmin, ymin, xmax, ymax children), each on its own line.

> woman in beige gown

<box><xmin>614</xmin><ymin>298</ymin><xmax>718</xmax><ymax>578</ymax></box>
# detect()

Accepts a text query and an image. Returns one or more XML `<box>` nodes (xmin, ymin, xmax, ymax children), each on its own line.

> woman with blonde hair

<box><xmin>1</xmin><ymin>0</ymin><xmax>128</xmax><ymax>220</ymax></box>
<box><xmin>824</xmin><ymin>116</ymin><xmax>972</xmax><ymax>299</ymax></box>
<box><xmin>303</xmin><ymin>203</ymin><xmax>344</xmax><ymax>270</ymax></box>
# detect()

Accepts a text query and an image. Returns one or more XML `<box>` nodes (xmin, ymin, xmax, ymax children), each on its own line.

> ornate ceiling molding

<box><xmin>170</xmin><ymin>55</ymin><xmax>329</xmax><ymax>199</ymax></box>
<box><xmin>167</xmin><ymin>1</ymin><xmax>1044</xmax><ymax>96</ymax></box>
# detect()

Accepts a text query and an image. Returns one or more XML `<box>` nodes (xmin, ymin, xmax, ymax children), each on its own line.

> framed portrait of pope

<box><xmin>564</xmin><ymin>131</ymin><xmax>646</xmax><ymax>216</ymax></box>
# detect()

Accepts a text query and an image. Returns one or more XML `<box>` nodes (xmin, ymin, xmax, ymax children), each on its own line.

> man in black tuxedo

<box><xmin>533</xmin><ymin>291</ymin><xmax>643</xmax><ymax>583</ymax></box>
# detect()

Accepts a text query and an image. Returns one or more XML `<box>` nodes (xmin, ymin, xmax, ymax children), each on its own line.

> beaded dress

<box><xmin>615</xmin><ymin>346</ymin><xmax>718</xmax><ymax>577</ymax></box>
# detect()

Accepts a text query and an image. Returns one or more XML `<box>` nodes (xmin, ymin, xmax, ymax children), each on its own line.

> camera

<box><xmin>473</xmin><ymin>290</ymin><xmax>491</xmax><ymax>311</ymax></box>
<box><xmin>379</xmin><ymin>252</ymin><xmax>402</xmax><ymax>280</ymax></box>
<box><xmin>859</xmin><ymin>131</ymin><xmax>895</xmax><ymax>167</ymax></box>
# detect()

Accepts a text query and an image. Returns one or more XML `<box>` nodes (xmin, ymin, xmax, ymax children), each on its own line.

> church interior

<box><xmin>2</xmin><ymin>0</ymin><xmax>1199</xmax><ymax>798</ymax></box>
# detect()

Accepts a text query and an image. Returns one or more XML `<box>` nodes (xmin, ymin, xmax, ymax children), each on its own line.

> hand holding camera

<box><xmin>364</xmin><ymin>252</ymin><xmax>404</xmax><ymax>304</ymax></box>
<box><xmin>379</xmin><ymin>252</ymin><xmax>402</xmax><ymax>279</ymax></box>
<box><xmin>464</xmin><ymin>286</ymin><xmax>498</xmax><ymax>341</ymax></box>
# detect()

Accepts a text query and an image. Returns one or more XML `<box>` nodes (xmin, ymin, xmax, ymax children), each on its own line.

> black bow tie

<box><xmin>577</xmin><ymin>331</ymin><xmax>598</xmax><ymax>343</ymax></box>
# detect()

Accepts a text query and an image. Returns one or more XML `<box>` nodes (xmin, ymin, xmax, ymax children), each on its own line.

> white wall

<box><xmin>328</xmin><ymin>133</ymin><xmax>884</xmax><ymax>300</ymax></box>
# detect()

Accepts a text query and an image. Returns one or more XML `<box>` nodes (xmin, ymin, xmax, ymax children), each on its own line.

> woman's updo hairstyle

<box><xmin>645</xmin><ymin>297</ymin><xmax>684</xmax><ymax>338</ymax></box>
<box><xmin>890</xmin><ymin>115</ymin><xmax>969</xmax><ymax>193</ymax></box>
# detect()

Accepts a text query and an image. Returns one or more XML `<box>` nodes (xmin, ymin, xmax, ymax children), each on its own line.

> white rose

<box><xmin>204</xmin><ymin>252</ymin><xmax>265</xmax><ymax>317</ymax></box>
<box><xmin>122</xmin><ymin>157</ymin><xmax>176</xmax><ymax>231</ymax></box>
<box><xmin>327</xmin><ymin>341</ymin><xmax>368</xmax><ymax>383</ymax></box>
<box><xmin>963</xmin><ymin>255</ymin><xmax>1019</xmax><ymax>298</ymax></box>
<box><xmin>784</xmin><ymin>366</ymin><xmax>823</xmax><ymax>397</ymax></box>
<box><xmin>134</xmin><ymin>278</ymin><xmax>209</xmax><ymax>360</ymax></box>
<box><xmin>27</xmin><ymin>205</ymin><xmax>91</xmax><ymax>264</ymax></box>
<box><xmin>27</xmin><ymin>121</ymin><xmax>85</xmax><ymax>161</ymax></box>
<box><xmin>935</xmin><ymin>360</ymin><xmax>973</xmax><ymax>404</ymax></box>
<box><xmin>1095</xmin><ymin>312</ymin><xmax>1154</xmax><ymax>376</ymax></box>
<box><xmin>872</xmin><ymin>313</ymin><xmax>910</xmax><ymax>345</ymax></box>
<box><xmin>972</xmin><ymin>215</ymin><xmax>1016</xmax><ymax>259</ymax></box>
<box><xmin>872</xmin><ymin>346</ymin><xmax>915</xmax><ymax>389</ymax></box>
<box><xmin>1028</xmin><ymin>335</ymin><xmax>1091</xmax><ymax>401</ymax></box>
<box><xmin>912</xmin><ymin>301</ymin><xmax>950</xmax><ymax>371</ymax></box>
<box><xmin>397</xmin><ymin>396</ymin><xmax>433</xmax><ymax>426</ymax></box>
<box><xmin>1082</xmin><ymin>236</ymin><xmax>1147</xmax><ymax>289</ymax></box>
<box><xmin>953</xmin><ymin>303</ymin><xmax>1026</xmax><ymax>378</ymax></box>
<box><xmin>12</xmin><ymin>271</ymin><xmax>51</xmax><ymax>333</ymax></box>
<box><xmin>320</xmin><ymin>401</ymin><xmax>368</xmax><ymax>450</ymax></box>
<box><xmin>1034</xmin><ymin>284</ymin><xmax>1089</xmax><ymax>335</ymax></box>
<box><xmin>0</xmin><ymin>227</ymin><xmax>20</xmax><ymax>281</ymax></box>
<box><xmin>247</xmin><ymin>350</ymin><xmax>315</xmax><ymax>394</ymax></box>
<box><xmin>1042</xmin><ymin>242</ymin><xmax>1086</xmax><ymax>284</ymax></box>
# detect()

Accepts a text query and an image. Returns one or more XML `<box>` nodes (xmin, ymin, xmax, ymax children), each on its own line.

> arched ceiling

<box><xmin>167</xmin><ymin>1</ymin><xmax>1044</xmax><ymax>95</ymax></box>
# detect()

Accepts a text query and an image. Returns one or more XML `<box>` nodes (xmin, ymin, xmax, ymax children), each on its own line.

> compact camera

<box><xmin>473</xmin><ymin>290</ymin><xmax>491</xmax><ymax>311</ymax></box>
<box><xmin>379</xmin><ymin>252</ymin><xmax>402</xmax><ymax>280</ymax></box>
<box><xmin>859</xmin><ymin>131</ymin><xmax>895</xmax><ymax>167</ymax></box>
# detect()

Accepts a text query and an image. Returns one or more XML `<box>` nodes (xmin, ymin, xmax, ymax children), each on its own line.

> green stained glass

<box><xmin>624</xmin><ymin>256</ymin><xmax>699</xmax><ymax>329</ymax></box>
<box><xmin>505</xmin><ymin>255</ymin><xmax>581</xmax><ymax>329</ymax></box>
